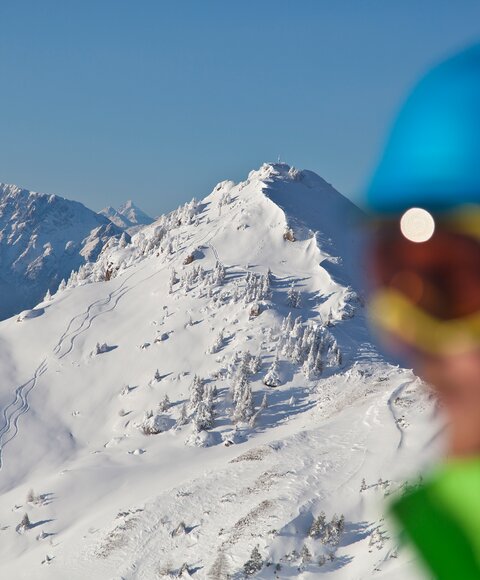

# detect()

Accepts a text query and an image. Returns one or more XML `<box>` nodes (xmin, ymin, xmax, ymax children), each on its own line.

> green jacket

<box><xmin>391</xmin><ymin>458</ymin><xmax>480</xmax><ymax>579</ymax></box>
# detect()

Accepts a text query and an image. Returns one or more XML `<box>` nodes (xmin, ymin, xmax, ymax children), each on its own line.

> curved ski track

<box><xmin>0</xmin><ymin>228</ymin><xmax>215</xmax><ymax>472</ymax></box>
<box><xmin>0</xmin><ymin>359</ymin><xmax>48</xmax><ymax>469</ymax></box>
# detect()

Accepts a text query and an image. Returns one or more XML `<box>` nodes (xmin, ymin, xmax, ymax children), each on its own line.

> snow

<box><xmin>0</xmin><ymin>163</ymin><xmax>442</xmax><ymax>578</ymax></box>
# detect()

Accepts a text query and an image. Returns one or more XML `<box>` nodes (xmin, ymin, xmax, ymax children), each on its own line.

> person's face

<box><xmin>413</xmin><ymin>348</ymin><xmax>480</xmax><ymax>455</ymax></box>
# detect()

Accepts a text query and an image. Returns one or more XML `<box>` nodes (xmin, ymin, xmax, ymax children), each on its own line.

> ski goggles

<box><xmin>367</xmin><ymin>205</ymin><xmax>480</xmax><ymax>355</ymax></box>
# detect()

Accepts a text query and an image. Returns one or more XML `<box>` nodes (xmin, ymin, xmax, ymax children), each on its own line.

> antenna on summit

<box><xmin>277</xmin><ymin>154</ymin><xmax>282</xmax><ymax>164</ymax></box>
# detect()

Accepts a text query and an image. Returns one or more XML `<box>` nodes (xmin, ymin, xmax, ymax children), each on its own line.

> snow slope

<box><xmin>100</xmin><ymin>200</ymin><xmax>154</xmax><ymax>234</ymax></box>
<box><xmin>0</xmin><ymin>183</ymin><xmax>125</xmax><ymax>321</ymax></box>
<box><xmin>0</xmin><ymin>164</ymin><xmax>442</xmax><ymax>579</ymax></box>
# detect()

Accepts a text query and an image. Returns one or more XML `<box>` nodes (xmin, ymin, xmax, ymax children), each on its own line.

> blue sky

<box><xmin>2</xmin><ymin>1</ymin><xmax>480</xmax><ymax>216</ymax></box>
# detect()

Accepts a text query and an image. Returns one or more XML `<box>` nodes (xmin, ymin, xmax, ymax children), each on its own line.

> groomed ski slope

<box><xmin>0</xmin><ymin>164</ymin><xmax>441</xmax><ymax>579</ymax></box>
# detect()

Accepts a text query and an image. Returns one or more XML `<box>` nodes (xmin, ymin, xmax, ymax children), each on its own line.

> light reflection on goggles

<box><xmin>368</xmin><ymin>204</ymin><xmax>480</xmax><ymax>355</ymax></box>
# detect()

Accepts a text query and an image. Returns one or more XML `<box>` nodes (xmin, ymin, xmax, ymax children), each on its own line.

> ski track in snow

<box><xmin>387</xmin><ymin>381</ymin><xmax>410</xmax><ymax>451</ymax></box>
<box><xmin>53</xmin><ymin>268</ymin><xmax>144</xmax><ymax>359</ymax></box>
<box><xmin>0</xmin><ymin>227</ymin><xmax>212</xmax><ymax>471</ymax></box>
<box><xmin>0</xmin><ymin>359</ymin><xmax>48</xmax><ymax>469</ymax></box>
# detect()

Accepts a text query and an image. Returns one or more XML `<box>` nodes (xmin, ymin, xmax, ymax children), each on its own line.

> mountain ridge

<box><xmin>0</xmin><ymin>182</ymin><xmax>125</xmax><ymax>321</ymax></box>
<box><xmin>0</xmin><ymin>163</ymin><xmax>439</xmax><ymax>579</ymax></box>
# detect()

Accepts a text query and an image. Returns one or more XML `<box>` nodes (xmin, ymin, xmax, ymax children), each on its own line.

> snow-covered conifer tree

<box><xmin>309</xmin><ymin>512</ymin><xmax>326</xmax><ymax>538</ymax></box>
<box><xmin>286</xmin><ymin>283</ymin><xmax>301</xmax><ymax>308</ymax></box>
<box><xmin>263</xmin><ymin>357</ymin><xmax>281</xmax><ymax>388</ymax></box>
<box><xmin>192</xmin><ymin>400</ymin><xmax>213</xmax><ymax>432</ymax></box>
<box><xmin>260</xmin><ymin>393</ymin><xmax>268</xmax><ymax>409</ymax></box>
<box><xmin>189</xmin><ymin>375</ymin><xmax>204</xmax><ymax>412</ymax></box>
<box><xmin>300</xmin><ymin>545</ymin><xmax>312</xmax><ymax>565</ymax></box>
<box><xmin>17</xmin><ymin>513</ymin><xmax>31</xmax><ymax>532</ymax></box>
<box><xmin>243</xmin><ymin>546</ymin><xmax>263</xmax><ymax>576</ymax></box>
<box><xmin>176</xmin><ymin>403</ymin><xmax>188</xmax><ymax>427</ymax></box>
<box><xmin>208</xmin><ymin>329</ymin><xmax>224</xmax><ymax>354</ymax></box>
<box><xmin>208</xmin><ymin>551</ymin><xmax>231</xmax><ymax>580</ymax></box>
<box><xmin>282</xmin><ymin>312</ymin><xmax>293</xmax><ymax>333</ymax></box>
<box><xmin>249</xmin><ymin>354</ymin><xmax>262</xmax><ymax>375</ymax></box>
<box><xmin>159</xmin><ymin>394</ymin><xmax>170</xmax><ymax>412</ymax></box>
<box><xmin>233</xmin><ymin>378</ymin><xmax>254</xmax><ymax>423</ymax></box>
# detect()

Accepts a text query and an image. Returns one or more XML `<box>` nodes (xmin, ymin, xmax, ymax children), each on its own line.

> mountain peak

<box><xmin>0</xmin><ymin>165</ymin><xmax>434</xmax><ymax>579</ymax></box>
<box><xmin>100</xmin><ymin>200</ymin><xmax>153</xmax><ymax>233</ymax></box>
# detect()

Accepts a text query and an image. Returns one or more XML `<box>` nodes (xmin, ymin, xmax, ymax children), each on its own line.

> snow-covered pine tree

<box><xmin>239</xmin><ymin>351</ymin><xmax>252</xmax><ymax>376</ymax></box>
<box><xmin>263</xmin><ymin>357</ymin><xmax>281</xmax><ymax>388</ymax></box>
<box><xmin>233</xmin><ymin>378</ymin><xmax>254</xmax><ymax>423</ymax></box>
<box><xmin>322</xmin><ymin>514</ymin><xmax>345</xmax><ymax>546</ymax></box>
<box><xmin>176</xmin><ymin>403</ymin><xmax>189</xmax><ymax>427</ymax></box>
<box><xmin>192</xmin><ymin>397</ymin><xmax>214</xmax><ymax>432</ymax></box>
<box><xmin>309</xmin><ymin>511</ymin><xmax>326</xmax><ymax>539</ymax></box>
<box><xmin>291</xmin><ymin>316</ymin><xmax>303</xmax><ymax>338</ymax></box>
<box><xmin>300</xmin><ymin>544</ymin><xmax>312</xmax><ymax>565</ymax></box>
<box><xmin>94</xmin><ymin>342</ymin><xmax>109</xmax><ymax>355</ymax></box>
<box><xmin>302</xmin><ymin>347</ymin><xmax>316</xmax><ymax>381</ymax></box>
<box><xmin>249</xmin><ymin>354</ymin><xmax>262</xmax><ymax>374</ymax></box>
<box><xmin>208</xmin><ymin>330</ymin><xmax>224</xmax><ymax>354</ymax></box>
<box><xmin>286</xmin><ymin>283</ymin><xmax>301</xmax><ymax>308</ymax></box>
<box><xmin>189</xmin><ymin>375</ymin><xmax>204</xmax><ymax>412</ymax></box>
<box><xmin>281</xmin><ymin>336</ymin><xmax>295</xmax><ymax>359</ymax></box>
<box><xmin>17</xmin><ymin>513</ymin><xmax>31</xmax><ymax>532</ymax></box>
<box><xmin>281</xmin><ymin>312</ymin><xmax>293</xmax><ymax>333</ymax></box>
<box><xmin>158</xmin><ymin>394</ymin><xmax>170</xmax><ymax>412</ymax></box>
<box><xmin>243</xmin><ymin>546</ymin><xmax>263</xmax><ymax>576</ymax></box>
<box><xmin>208</xmin><ymin>551</ymin><xmax>231</xmax><ymax>580</ymax></box>
<box><xmin>260</xmin><ymin>393</ymin><xmax>268</xmax><ymax>409</ymax></box>
<box><xmin>178</xmin><ymin>562</ymin><xmax>191</xmax><ymax>577</ymax></box>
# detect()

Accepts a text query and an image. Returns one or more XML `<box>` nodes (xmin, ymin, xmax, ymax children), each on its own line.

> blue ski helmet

<box><xmin>367</xmin><ymin>44</ymin><xmax>480</xmax><ymax>214</ymax></box>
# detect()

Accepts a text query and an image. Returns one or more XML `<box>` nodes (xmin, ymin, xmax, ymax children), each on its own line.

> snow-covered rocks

<box><xmin>139</xmin><ymin>412</ymin><xmax>174</xmax><ymax>435</ymax></box>
<box><xmin>184</xmin><ymin>428</ymin><xmax>219</xmax><ymax>448</ymax></box>
<box><xmin>16</xmin><ymin>308</ymin><xmax>45</xmax><ymax>322</ymax></box>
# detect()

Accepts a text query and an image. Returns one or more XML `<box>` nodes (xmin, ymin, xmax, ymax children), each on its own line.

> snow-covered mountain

<box><xmin>0</xmin><ymin>183</ymin><xmax>126</xmax><ymax>321</ymax></box>
<box><xmin>0</xmin><ymin>164</ymin><xmax>440</xmax><ymax>579</ymax></box>
<box><xmin>100</xmin><ymin>200</ymin><xmax>154</xmax><ymax>234</ymax></box>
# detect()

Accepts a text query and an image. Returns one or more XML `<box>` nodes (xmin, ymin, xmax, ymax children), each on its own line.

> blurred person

<box><xmin>365</xmin><ymin>44</ymin><xmax>480</xmax><ymax>579</ymax></box>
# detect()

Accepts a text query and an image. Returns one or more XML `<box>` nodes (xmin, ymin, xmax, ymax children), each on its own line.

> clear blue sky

<box><xmin>2</xmin><ymin>1</ymin><xmax>480</xmax><ymax>217</ymax></box>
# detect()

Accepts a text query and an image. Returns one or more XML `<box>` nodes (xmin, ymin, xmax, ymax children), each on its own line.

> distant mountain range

<box><xmin>100</xmin><ymin>200</ymin><xmax>154</xmax><ymax>234</ymax></box>
<box><xmin>0</xmin><ymin>184</ymin><xmax>145</xmax><ymax>320</ymax></box>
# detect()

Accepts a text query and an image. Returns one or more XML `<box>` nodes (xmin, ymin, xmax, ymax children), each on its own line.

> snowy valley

<box><xmin>0</xmin><ymin>164</ymin><xmax>441</xmax><ymax>579</ymax></box>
